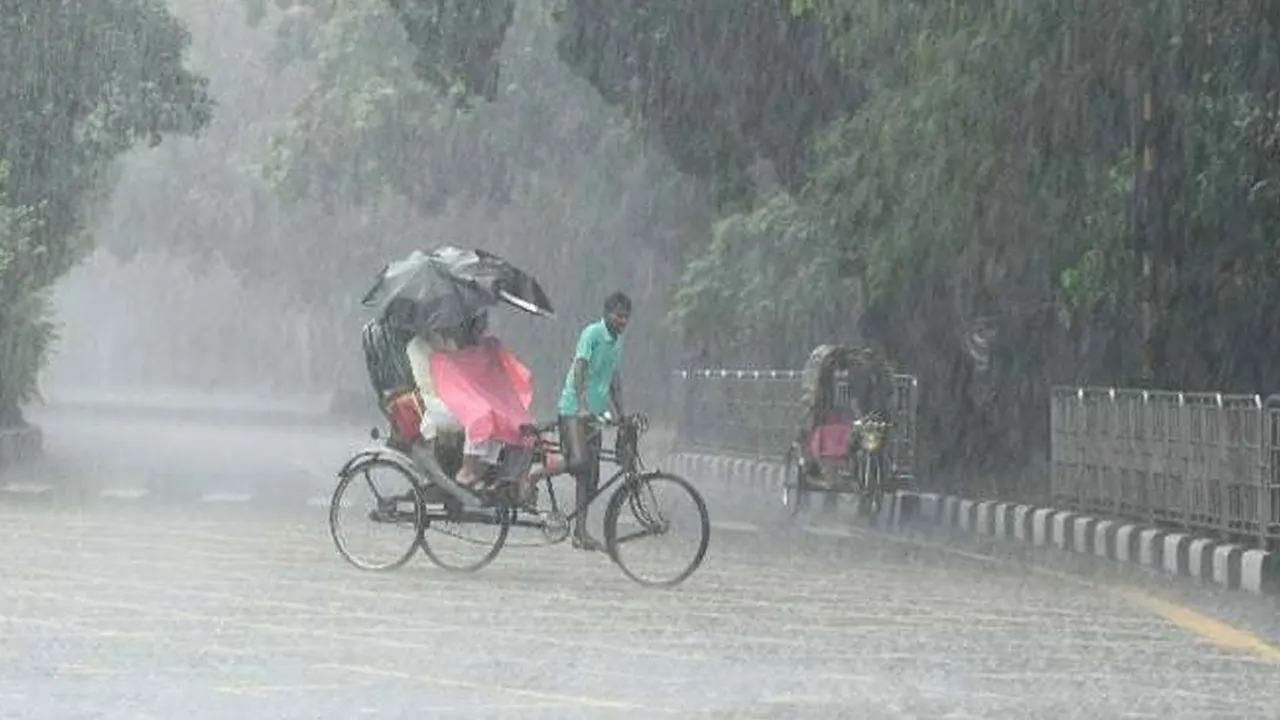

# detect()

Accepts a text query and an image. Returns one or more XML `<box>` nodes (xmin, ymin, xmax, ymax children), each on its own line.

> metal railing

<box><xmin>672</xmin><ymin>369</ymin><xmax>919</xmax><ymax>482</ymax></box>
<box><xmin>1050</xmin><ymin>387</ymin><xmax>1280</xmax><ymax>550</ymax></box>
<box><xmin>672</xmin><ymin>370</ymin><xmax>1280</xmax><ymax>550</ymax></box>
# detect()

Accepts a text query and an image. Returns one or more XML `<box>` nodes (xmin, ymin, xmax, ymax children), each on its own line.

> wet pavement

<box><xmin>1</xmin><ymin>403</ymin><xmax>1278</xmax><ymax>718</ymax></box>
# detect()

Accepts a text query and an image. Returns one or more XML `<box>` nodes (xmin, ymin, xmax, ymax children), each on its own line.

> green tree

<box><xmin>215</xmin><ymin>0</ymin><xmax>1280</xmax><ymax>500</ymax></box>
<box><xmin>251</xmin><ymin>0</ymin><xmax>708</xmax><ymax>404</ymax></box>
<box><xmin>104</xmin><ymin>0</ymin><xmax>706</xmax><ymax>402</ymax></box>
<box><xmin>246</xmin><ymin>0</ymin><xmax>515</xmax><ymax>102</ymax></box>
<box><xmin>605</xmin><ymin>0</ymin><xmax>1280</xmax><ymax>493</ymax></box>
<box><xmin>0</xmin><ymin>0</ymin><xmax>212</xmax><ymax>424</ymax></box>
<box><xmin>554</xmin><ymin>0</ymin><xmax>861</xmax><ymax>213</ymax></box>
<box><xmin>794</xmin><ymin>0</ymin><xmax>1280</xmax><ymax>491</ymax></box>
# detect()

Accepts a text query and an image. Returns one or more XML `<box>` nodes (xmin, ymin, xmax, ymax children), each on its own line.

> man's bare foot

<box><xmin>456</xmin><ymin>469</ymin><xmax>485</xmax><ymax>491</ymax></box>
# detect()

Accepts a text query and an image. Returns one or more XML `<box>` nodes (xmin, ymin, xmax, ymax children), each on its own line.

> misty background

<box><xmin>42</xmin><ymin>0</ymin><xmax>710</xmax><ymax>421</ymax></box>
<box><xmin>17</xmin><ymin>0</ymin><xmax>1280</xmax><ymax>500</ymax></box>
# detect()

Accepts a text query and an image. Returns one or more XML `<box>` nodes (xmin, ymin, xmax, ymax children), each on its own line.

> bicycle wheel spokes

<box><xmin>605</xmin><ymin>473</ymin><xmax>710</xmax><ymax>588</ymax></box>
<box><xmin>419</xmin><ymin>500</ymin><xmax>511</xmax><ymax>573</ymax></box>
<box><xmin>330</xmin><ymin>460</ymin><xmax>422</xmax><ymax>571</ymax></box>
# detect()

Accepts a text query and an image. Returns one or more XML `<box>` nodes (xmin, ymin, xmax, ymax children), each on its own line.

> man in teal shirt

<box><xmin>558</xmin><ymin>291</ymin><xmax>630</xmax><ymax>550</ymax></box>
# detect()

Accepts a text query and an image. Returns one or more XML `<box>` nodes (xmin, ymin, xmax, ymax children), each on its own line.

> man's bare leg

<box><xmin>519</xmin><ymin>455</ymin><xmax>562</xmax><ymax>508</ymax></box>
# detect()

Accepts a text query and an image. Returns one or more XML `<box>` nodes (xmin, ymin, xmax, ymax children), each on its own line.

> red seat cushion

<box><xmin>386</xmin><ymin>391</ymin><xmax>423</xmax><ymax>442</ymax></box>
<box><xmin>808</xmin><ymin>422</ymin><xmax>853</xmax><ymax>459</ymax></box>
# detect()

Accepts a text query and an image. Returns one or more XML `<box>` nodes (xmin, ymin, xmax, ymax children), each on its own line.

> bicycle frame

<box><xmin>511</xmin><ymin>416</ymin><xmax>648</xmax><ymax>529</ymax></box>
<box><xmin>332</xmin><ymin>410</ymin><xmax>710</xmax><ymax>585</ymax></box>
<box><xmin>351</xmin><ymin>415</ymin><xmax>652</xmax><ymax>532</ymax></box>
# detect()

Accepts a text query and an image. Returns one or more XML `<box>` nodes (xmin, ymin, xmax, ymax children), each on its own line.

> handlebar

<box><xmin>594</xmin><ymin>412</ymin><xmax>649</xmax><ymax>432</ymax></box>
<box><xmin>852</xmin><ymin>410</ymin><xmax>892</xmax><ymax>429</ymax></box>
<box><xmin>520</xmin><ymin>419</ymin><xmax>560</xmax><ymax>437</ymax></box>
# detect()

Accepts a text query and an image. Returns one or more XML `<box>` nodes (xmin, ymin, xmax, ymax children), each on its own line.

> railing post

<box><xmin>1262</xmin><ymin>395</ymin><xmax>1280</xmax><ymax>551</ymax></box>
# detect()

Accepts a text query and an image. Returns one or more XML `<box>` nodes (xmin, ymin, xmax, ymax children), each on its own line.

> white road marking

<box><xmin>709</xmin><ymin>520</ymin><xmax>759</xmax><ymax>533</ymax></box>
<box><xmin>309</xmin><ymin>495</ymin><xmax>356</xmax><ymax>509</ymax></box>
<box><xmin>802</xmin><ymin>525</ymin><xmax>854</xmax><ymax>539</ymax></box>
<box><xmin>3</xmin><ymin>482</ymin><xmax>54</xmax><ymax>494</ymax></box>
<box><xmin>200</xmin><ymin>492</ymin><xmax>253</xmax><ymax>503</ymax></box>
<box><xmin>99</xmin><ymin>488</ymin><xmax>150</xmax><ymax>499</ymax></box>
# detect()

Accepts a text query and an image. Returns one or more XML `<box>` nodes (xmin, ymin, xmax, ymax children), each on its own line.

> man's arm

<box><xmin>576</xmin><ymin>325</ymin><xmax>599</xmax><ymax>415</ymax></box>
<box><xmin>573</xmin><ymin>357</ymin><xmax>590</xmax><ymax>415</ymax></box>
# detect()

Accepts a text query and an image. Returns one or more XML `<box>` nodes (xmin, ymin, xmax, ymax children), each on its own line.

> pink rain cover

<box><xmin>429</xmin><ymin>336</ymin><xmax>535</xmax><ymax>448</ymax></box>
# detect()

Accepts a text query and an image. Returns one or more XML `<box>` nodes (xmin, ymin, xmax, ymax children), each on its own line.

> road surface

<box><xmin>1</xmin><ymin>402</ymin><xmax>1278</xmax><ymax>719</ymax></box>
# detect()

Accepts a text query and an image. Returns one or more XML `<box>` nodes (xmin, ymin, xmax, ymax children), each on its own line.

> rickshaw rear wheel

<box><xmin>418</xmin><ymin>493</ymin><xmax>512</xmax><ymax>573</ymax></box>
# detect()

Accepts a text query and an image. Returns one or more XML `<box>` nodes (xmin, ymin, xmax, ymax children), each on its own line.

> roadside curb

<box><xmin>669</xmin><ymin>451</ymin><xmax>1280</xmax><ymax>598</ymax></box>
<box><xmin>0</xmin><ymin>423</ymin><xmax>43</xmax><ymax>469</ymax></box>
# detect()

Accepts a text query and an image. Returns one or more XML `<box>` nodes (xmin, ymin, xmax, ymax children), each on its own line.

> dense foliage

<box><xmin>78</xmin><ymin>0</ymin><xmax>1280</xmax><ymax>495</ymax></box>
<box><xmin>0</xmin><ymin>1</ymin><xmax>211</xmax><ymax>424</ymax></box>
<box><xmin>537</xmin><ymin>0</ymin><xmax>1280</xmax><ymax>492</ymax></box>
<box><xmin>252</xmin><ymin>0</ymin><xmax>706</xmax><ymax>406</ymax></box>
<box><xmin>100</xmin><ymin>0</ymin><xmax>705</xmax><ymax>404</ymax></box>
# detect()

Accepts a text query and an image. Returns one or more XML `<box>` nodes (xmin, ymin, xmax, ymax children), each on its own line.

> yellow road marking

<box><xmin>1113</xmin><ymin>589</ymin><xmax>1280</xmax><ymax>664</ymax></box>
<box><xmin>842</xmin><ymin>525</ymin><xmax>1280</xmax><ymax>664</ymax></box>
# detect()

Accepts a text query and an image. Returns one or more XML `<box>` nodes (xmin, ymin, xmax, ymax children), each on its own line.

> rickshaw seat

<box><xmin>808</xmin><ymin>421</ymin><xmax>853</xmax><ymax>459</ymax></box>
<box><xmin>382</xmin><ymin>391</ymin><xmax>463</xmax><ymax>478</ymax></box>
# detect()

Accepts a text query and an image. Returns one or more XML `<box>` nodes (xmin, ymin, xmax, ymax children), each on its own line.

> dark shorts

<box><xmin>557</xmin><ymin>414</ymin><xmax>602</xmax><ymax>482</ymax></box>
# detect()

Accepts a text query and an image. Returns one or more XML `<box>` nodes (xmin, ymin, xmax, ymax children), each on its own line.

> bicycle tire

<box><xmin>330</xmin><ymin>457</ymin><xmax>424</xmax><ymax>572</ymax></box>
<box><xmin>603</xmin><ymin>472</ymin><xmax>710</xmax><ymax>588</ymax></box>
<box><xmin>858</xmin><ymin>451</ymin><xmax>885</xmax><ymax>518</ymax></box>
<box><xmin>418</xmin><ymin>498</ymin><xmax>512</xmax><ymax>573</ymax></box>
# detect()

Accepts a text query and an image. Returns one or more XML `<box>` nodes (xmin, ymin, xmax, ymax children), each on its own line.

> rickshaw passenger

<box><xmin>404</xmin><ymin>310</ymin><xmax>536</xmax><ymax>493</ymax></box>
<box><xmin>362</xmin><ymin>303</ymin><xmax>533</xmax><ymax>498</ymax></box>
<box><xmin>404</xmin><ymin>319</ymin><xmax>482</xmax><ymax>487</ymax></box>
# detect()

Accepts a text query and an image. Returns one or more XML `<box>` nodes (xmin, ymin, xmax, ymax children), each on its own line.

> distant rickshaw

<box><xmin>781</xmin><ymin>344</ymin><xmax>917</xmax><ymax>517</ymax></box>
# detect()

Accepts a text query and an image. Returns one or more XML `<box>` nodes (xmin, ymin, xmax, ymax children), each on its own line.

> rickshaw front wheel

<box><xmin>855</xmin><ymin>450</ymin><xmax>887</xmax><ymax>518</ymax></box>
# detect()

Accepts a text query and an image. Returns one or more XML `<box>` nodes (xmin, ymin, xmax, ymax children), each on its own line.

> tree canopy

<box><xmin>75</xmin><ymin>0</ymin><xmax>1280</xmax><ymax>494</ymax></box>
<box><xmin>400</xmin><ymin>0</ymin><xmax>1277</xmax><ymax>490</ymax></box>
<box><xmin>96</xmin><ymin>0</ymin><xmax>706</xmax><ymax>403</ymax></box>
<box><xmin>245</xmin><ymin>0</ymin><xmax>708</xmax><ymax>403</ymax></box>
<box><xmin>0</xmin><ymin>0</ymin><xmax>212</xmax><ymax>423</ymax></box>
<box><xmin>672</xmin><ymin>0</ymin><xmax>1280</xmax><ymax>490</ymax></box>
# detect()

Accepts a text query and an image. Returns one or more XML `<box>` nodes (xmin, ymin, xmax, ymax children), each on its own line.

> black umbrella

<box><xmin>361</xmin><ymin>246</ymin><xmax>555</xmax><ymax>333</ymax></box>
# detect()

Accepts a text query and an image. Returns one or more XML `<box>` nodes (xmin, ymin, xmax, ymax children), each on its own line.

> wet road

<box><xmin>2</xmin><ymin>403</ymin><xmax>1279</xmax><ymax>719</ymax></box>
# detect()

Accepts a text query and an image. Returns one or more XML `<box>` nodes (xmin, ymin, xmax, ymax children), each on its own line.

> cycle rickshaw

<box><xmin>326</xmin><ymin>246</ymin><xmax>710</xmax><ymax>588</ymax></box>
<box><xmin>781</xmin><ymin>344</ymin><xmax>918</xmax><ymax>517</ymax></box>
